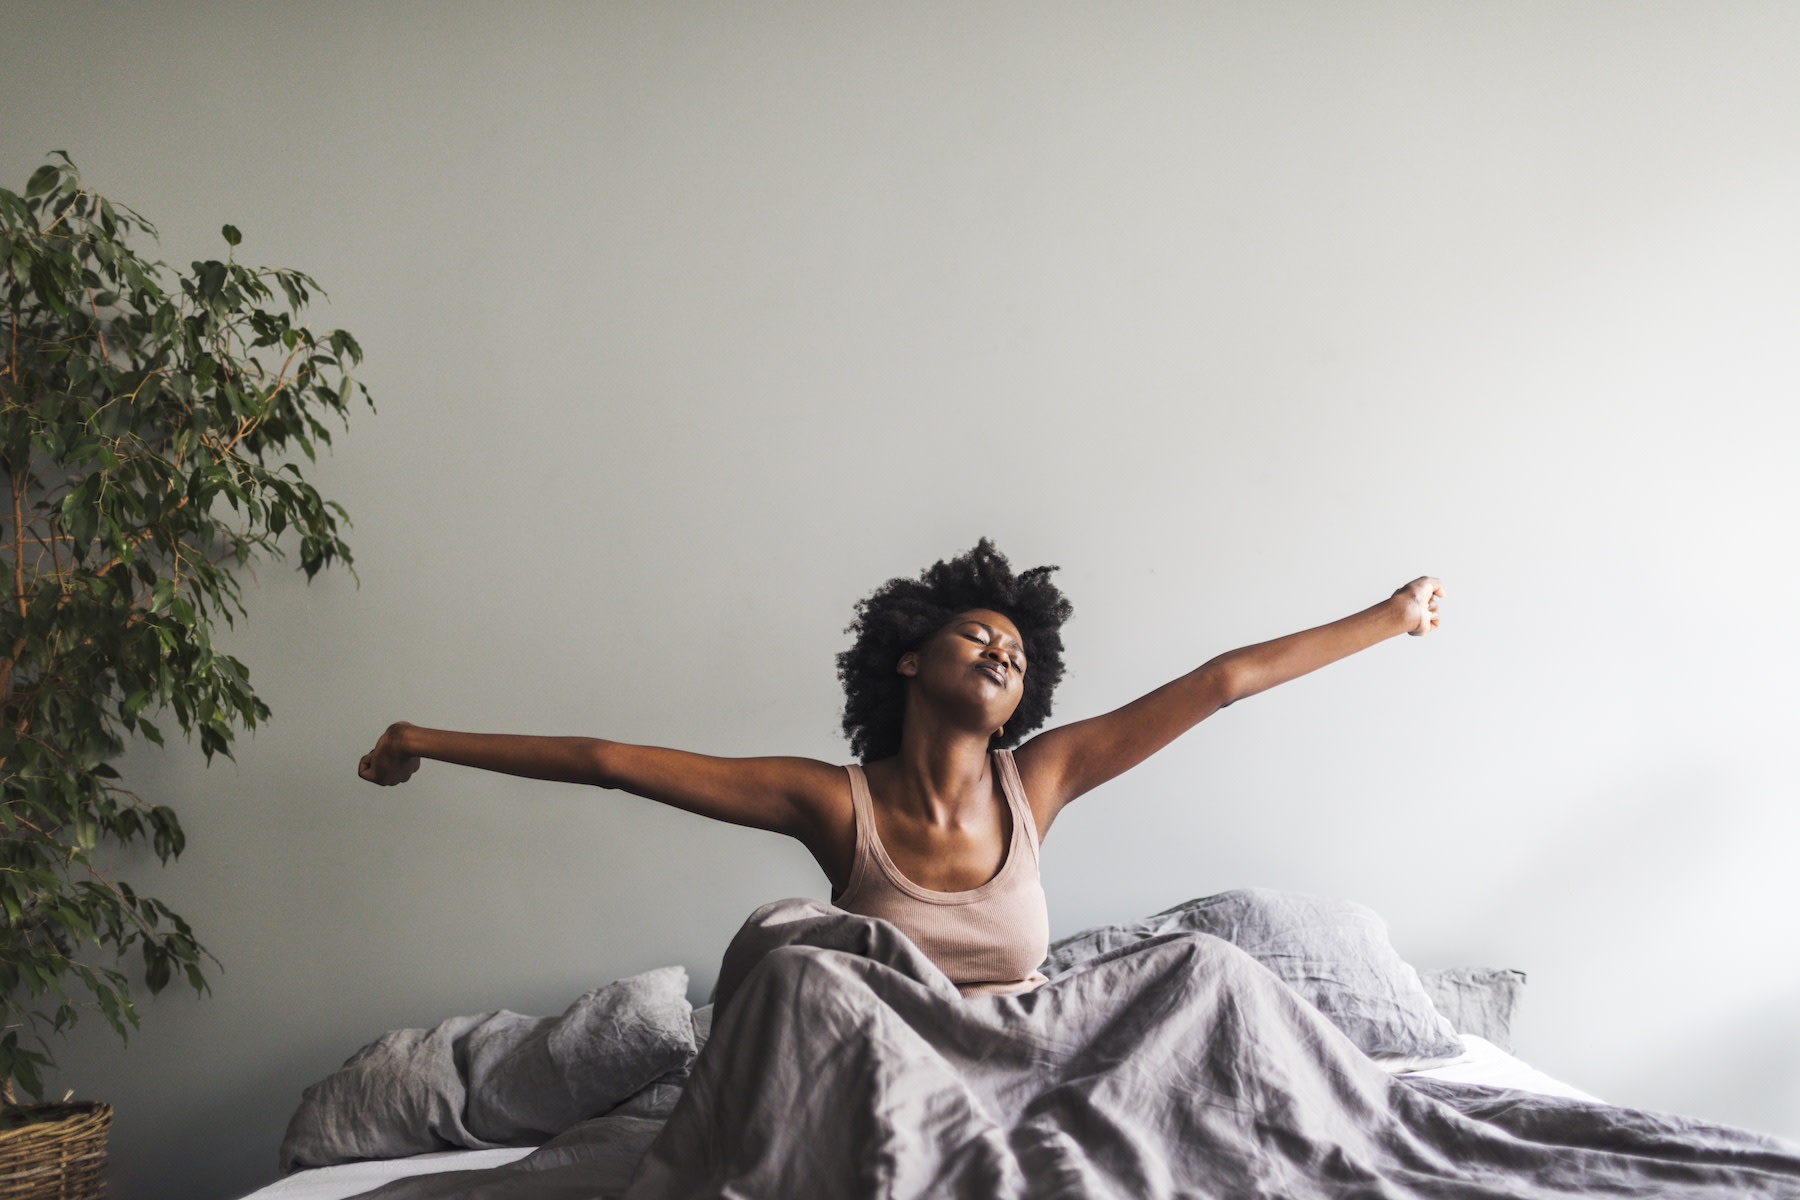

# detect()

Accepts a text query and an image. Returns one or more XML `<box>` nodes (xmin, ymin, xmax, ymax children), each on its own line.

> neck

<box><xmin>885</xmin><ymin>709</ymin><xmax>995</xmax><ymax>826</ymax></box>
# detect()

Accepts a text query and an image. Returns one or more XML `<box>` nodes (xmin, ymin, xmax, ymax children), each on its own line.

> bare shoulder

<box><xmin>704</xmin><ymin>752</ymin><xmax>852</xmax><ymax>829</ymax></box>
<box><xmin>777</xmin><ymin>755</ymin><xmax>855</xmax><ymax>814</ymax></box>
<box><xmin>776</xmin><ymin>755</ymin><xmax>857</xmax><ymax>894</ymax></box>
<box><xmin>757</xmin><ymin>754</ymin><xmax>855</xmax><ymax>847</ymax></box>
<box><xmin>1007</xmin><ymin>737</ymin><xmax>1070</xmax><ymax>841</ymax></box>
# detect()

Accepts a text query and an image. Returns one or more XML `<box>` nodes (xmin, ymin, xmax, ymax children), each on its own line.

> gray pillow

<box><xmin>464</xmin><ymin>965</ymin><xmax>697</xmax><ymax>1142</ymax></box>
<box><xmin>1418</xmin><ymin>967</ymin><xmax>1526</xmax><ymax>1053</ymax></box>
<box><xmin>601</xmin><ymin>1002</ymin><xmax>715</xmax><ymax>1122</ymax></box>
<box><xmin>1042</xmin><ymin>888</ymin><xmax>1463</xmax><ymax>1060</ymax></box>
<box><xmin>279</xmin><ymin>1011</ymin><xmax>501</xmax><ymax>1170</ymax></box>
<box><xmin>279</xmin><ymin>965</ymin><xmax>695</xmax><ymax>1171</ymax></box>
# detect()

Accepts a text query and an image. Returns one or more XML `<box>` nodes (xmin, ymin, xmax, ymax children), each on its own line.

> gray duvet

<box><xmin>352</xmin><ymin>898</ymin><xmax>1800</xmax><ymax>1199</ymax></box>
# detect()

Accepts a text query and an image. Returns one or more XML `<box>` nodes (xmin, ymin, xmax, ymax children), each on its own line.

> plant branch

<box><xmin>9</xmin><ymin>474</ymin><xmax>23</xmax><ymax>621</ymax></box>
<box><xmin>2</xmin><ymin>472</ymin><xmax>24</xmax><ymax>705</ymax></box>
<box><xmin>85</xmin><ymin>288</ymin><xmax>109</xmax><ymax>363</ymax></box>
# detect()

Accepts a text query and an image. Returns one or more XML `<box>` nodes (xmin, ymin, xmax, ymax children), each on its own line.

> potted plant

<box><xmin>0</xmin><ymin>153</ymin><xmax>370</xmax><ymax>1189</ymax></box>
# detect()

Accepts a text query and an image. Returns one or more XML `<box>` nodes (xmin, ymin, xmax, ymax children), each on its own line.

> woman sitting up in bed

<box><xmin>351</xmin><ymin>546</ymin><xmax>1800</xmax><ymax>1200</ymax></box>
<box><xmin>358</xmin><ymin>539</ymin><xmax>1442</xmax><ymax>999</ymax></box>
<box><xmin>352</xmin><ymin>546</ymin><xmax>1800</xmax><ymax>1200</ymax></box>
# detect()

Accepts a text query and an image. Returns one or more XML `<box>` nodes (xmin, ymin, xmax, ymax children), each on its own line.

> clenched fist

<box><xmin>358</xmin><ymin>722</ymin><xmax>421</xmax><ymax>786</ymax></box>
<box><xmin>1391</xmin><ymin>577</ymin><xmax>1445</xmax><ymax>637</ymax></box>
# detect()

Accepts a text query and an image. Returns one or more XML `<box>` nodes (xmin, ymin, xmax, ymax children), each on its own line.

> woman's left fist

<box><xmin>1391</xmin><ymin>577</ymin><xmax>1444</xmax><ymax>636</ymax></box>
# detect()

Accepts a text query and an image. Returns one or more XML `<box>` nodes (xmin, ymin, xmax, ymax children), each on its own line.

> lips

<box><xmin>975</xmin><ymin>663</ymin><xmax>1007</xmax><ymax>686</ymax></box>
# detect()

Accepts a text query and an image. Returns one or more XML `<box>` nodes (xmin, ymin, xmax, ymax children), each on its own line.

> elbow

<box><xmin>586</xmin><ymin>739</ymin><xmax>621</xmax><ymax>789</ymax></box>
<box><xmin>1206</xmin><ymin>659</ymin><xmax>1243</xmax><ymax>710</ymax></box>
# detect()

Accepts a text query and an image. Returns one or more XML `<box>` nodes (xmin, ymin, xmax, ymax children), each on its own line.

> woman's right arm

<box><xmin>357</xmin><ymin>722</ymin><xmax>844</xmax><ymax>838</ymax></box>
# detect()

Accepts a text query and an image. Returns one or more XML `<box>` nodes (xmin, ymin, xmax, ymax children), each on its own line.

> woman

<box><xmin>359</xmin><ymin>539</ymin><xmax>1443</xmax><ymax>998</ymax></box>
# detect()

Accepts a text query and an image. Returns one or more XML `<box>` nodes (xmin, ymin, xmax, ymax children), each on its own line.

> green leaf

<box><xmin>198</xmin><ymin>259</ymin><xmax>227</xmax><ymax>299</ymax></box>
<box><xmin>144</xmin><ymin>948</ymin><xmax>171</xmax><ymax>994</ymax></box>
<box><xmin>221</xmin><ymin>224</ymin><xmax>241</xmax><ymax>247</ymax></box>
<box><xmin>26</xmin><ymin>164</ymin><xmax>59</xmax><ymax>197</ymax></box>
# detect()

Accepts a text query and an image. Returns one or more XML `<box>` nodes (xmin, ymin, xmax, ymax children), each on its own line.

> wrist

<box><xmin>387</xmin><ymin>721</ymin><xmax>420</xmax><ymax>756</ymax></box>
<box><xmin>1379</xmin><ymin>593</ymin><xmax>1412</xmax><ymax>635</ymax></box>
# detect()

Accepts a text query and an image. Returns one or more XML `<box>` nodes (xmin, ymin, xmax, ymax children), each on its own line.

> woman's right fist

<box><xmin>359</xmin><ymin>722</ymin><xmax>422</xmax><ymax>786</ymax></box>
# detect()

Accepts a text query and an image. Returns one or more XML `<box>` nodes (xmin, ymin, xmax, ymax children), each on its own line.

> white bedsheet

<box><xmin>241</xmin><ymin>1147</ymin><xmax>536</xmax><ymax>1200</ymax></box>
<box><xmin>1407</xmin><ymin>1033</ymin><xmax>1603</xmax><ymax>1103</ymax></box>
<box><xmin>239</xmin><ymin>1034</ymin><xmax>1599</xmax><ymax>1200</ymax></box>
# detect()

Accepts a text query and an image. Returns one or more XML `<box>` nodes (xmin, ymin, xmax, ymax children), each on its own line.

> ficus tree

<box><xmin>0</xmin><ymin>153</ymin><xmax>370</xmax><ymax>1102</ymax></box>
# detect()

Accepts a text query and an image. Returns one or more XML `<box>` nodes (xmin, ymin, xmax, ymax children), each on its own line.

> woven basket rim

<box><xmin>0</xmin><ymin>1099</ymin><xmax>112</xmax><ymax>1145</ymax></box>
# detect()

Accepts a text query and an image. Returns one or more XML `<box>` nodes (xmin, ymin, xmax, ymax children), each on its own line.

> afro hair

<box><xmin>837</xmin><ymin>538</ymin><xmax>1073</xmax><ymax>762</ymax></box>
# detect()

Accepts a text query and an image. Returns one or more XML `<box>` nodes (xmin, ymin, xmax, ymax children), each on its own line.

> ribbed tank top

<box><xmin>831</xmin><ymin>749</ymin><xmax>1050</xmax><ymax>998</ymax></box>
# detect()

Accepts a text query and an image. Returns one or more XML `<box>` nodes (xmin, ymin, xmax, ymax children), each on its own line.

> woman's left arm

<box><xmin>1015</xmin><ymin>577</ymin><xmax>1443</xmax><ymax>835</ymax></box>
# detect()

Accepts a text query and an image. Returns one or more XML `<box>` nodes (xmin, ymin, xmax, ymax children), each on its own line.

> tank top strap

<box><xmin>837</xmin><ymin>763</ymin><xmax>879</xmax><ymax>900</ymax></box>
<box><xmin>844</xmin><ymin>762</ymin><xmax>876</xmax><ymax>840</ymax></box>
<box><xmin>992</xmin><ymin>749</ymin><xmax>1041</xmax><ymax>862</ymax></box>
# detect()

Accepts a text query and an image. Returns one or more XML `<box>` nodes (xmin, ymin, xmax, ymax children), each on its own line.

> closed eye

<box><xmin>959</xmin><ymin>624</ymin><xmax>1024</xmax><ymax>672</ymax></box>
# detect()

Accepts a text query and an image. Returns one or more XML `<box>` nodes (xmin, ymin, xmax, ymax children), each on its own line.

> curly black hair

<box><xmin>837</xmin><ymin>539</ymin><xmax>1073</xmax><ymax>762</ymax></box>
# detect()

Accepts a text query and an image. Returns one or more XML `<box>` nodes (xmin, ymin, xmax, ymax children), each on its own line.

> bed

<box><xmin>243</xmin><ymin>889</ymin><xmax>1800</xmax><ymax>1199</ymax></box>
<box><xmin>242</xmin><ymin>1033</ymin><xmax>1597</xmax><ymax>1200</ymax></box>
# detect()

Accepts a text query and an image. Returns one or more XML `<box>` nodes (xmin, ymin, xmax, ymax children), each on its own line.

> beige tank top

<box><xmin>832</xmin><ymin>749</ymin><xmax>1050</xmax><ymax>998</ymax></box>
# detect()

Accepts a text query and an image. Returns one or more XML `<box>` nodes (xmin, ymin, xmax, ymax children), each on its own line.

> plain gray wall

<box><xmin>4</xmin><ymin>2</ymin><xmax>1797</xmax><ymax>1196</ymax></box>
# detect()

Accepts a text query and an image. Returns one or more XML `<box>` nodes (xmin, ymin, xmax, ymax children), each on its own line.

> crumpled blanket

<box><xmin>354</xmin><ymin>898</ymin><xmax>1800</xmax><ymax>1200</ymax></box>
<box><xmin>281</xmin><ymin>966</ymin><xmax>696</xmax><ymax>1171</ymax></box>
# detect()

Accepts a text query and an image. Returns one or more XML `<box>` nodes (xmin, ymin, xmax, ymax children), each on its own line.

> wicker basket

<box><xmin>0</xmin><ymin>1103</ymin><xmax>111</xmax><ymax>1200</ymax></box>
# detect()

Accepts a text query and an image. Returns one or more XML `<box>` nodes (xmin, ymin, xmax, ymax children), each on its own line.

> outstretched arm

<box><xmin>1014</xmin><ymin>577</ymin><xmax>1443</xmax><ymax>835</ymax></box>
<box><xmin>357</xmin><ymin>722</ymin><xmax>845</xmax><ymax>840</ymax></box>
<box><xmin>1219</xmin><ymin>576</ymin><xmax>1441</xmax><ymax>704</ymax></box>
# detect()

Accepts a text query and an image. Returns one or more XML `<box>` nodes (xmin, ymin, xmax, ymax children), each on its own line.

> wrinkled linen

<box><xmin>1418</xmin><ymin>968</ymin><xmax>1528</xmax><ymax>1055</ymax></box>
<box><xmin>283</xmin><ymin>966</ymin><xmax>695</xmax><ymax>1171</ymax></box>
<box><xmin>1040</xmin><ymin>889</ymin><xmax>1463</xmax><ymax>1060</ymax></box>
<box><xmin>351</xmin><ymin>899</ymin><xmax>1800</xmax><ymax>1200</ymax></box>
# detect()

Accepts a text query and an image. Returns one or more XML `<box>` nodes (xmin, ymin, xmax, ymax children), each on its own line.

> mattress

<box><xmin>238</xmin><ymin>1033</ymin><xmax>1597</xmax><ymax>1200</ymax></box>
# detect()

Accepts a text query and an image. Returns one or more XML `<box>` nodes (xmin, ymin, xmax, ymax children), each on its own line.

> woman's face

<box><xmin>900</xmin><ymin>608</ymin><xmax>1028</xmax><ymax>732</ymax></box>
